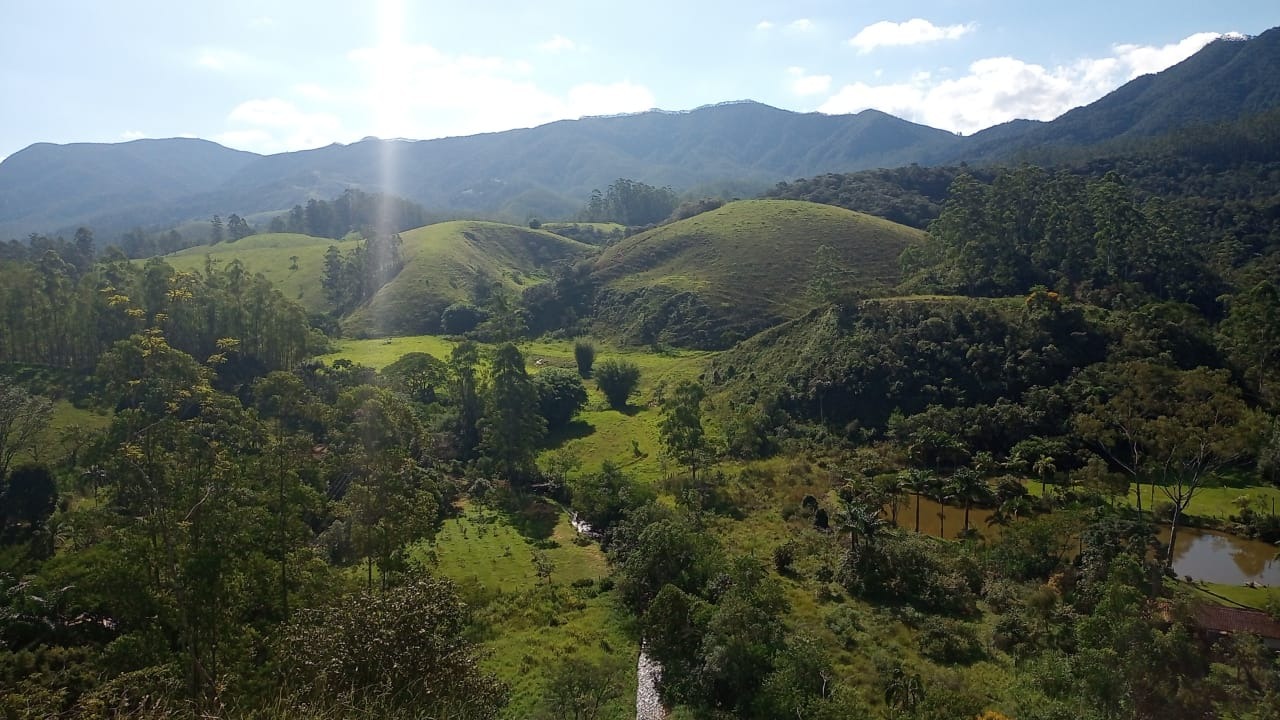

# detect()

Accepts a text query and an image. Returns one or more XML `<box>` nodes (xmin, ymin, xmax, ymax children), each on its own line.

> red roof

<box><xmin>1193</xmin><ymin>604</ymin><xmax>1280</xmax><ymax>639</ymax></box>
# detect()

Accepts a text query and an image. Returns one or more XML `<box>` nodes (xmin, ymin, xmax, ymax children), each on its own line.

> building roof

<box><xmin>1193</xmin><ymin>604</ymin><xmax>1280</xmax><ymax>639</ymax></box>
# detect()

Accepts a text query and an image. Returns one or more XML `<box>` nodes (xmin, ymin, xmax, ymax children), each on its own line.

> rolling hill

<box><xmin>590</xmin><ymin>199</ymin><xmax>925</xmax><ymax>348</ymax></box>
<box><xmin>164</xmin><ymin>232</ymin><xmax>359</xmax><ymax>312</ymax></box>
<box><xmin>344</xmin><ymin>221</ymin><xmax>595</xmax><ymax>336</ymax></box>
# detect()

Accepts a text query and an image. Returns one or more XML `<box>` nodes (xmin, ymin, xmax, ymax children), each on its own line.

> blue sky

<box><xmin>1</xmin><ymin>1</ymin><xmax>1274</xmax><ymax>160</ymax></box>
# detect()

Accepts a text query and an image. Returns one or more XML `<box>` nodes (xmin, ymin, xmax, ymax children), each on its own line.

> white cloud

<box><xmin>789</xmin><ymin>19</ymin><xmax>814</xmax><ymax>32</ymax></box>
<box><xmin>120</xmin><ymin>130</ymin><xmax>145</xmax><ymax>141</ymax></box>
<box><xmin>216</xmin><ymin>98</ymin><xmax>347</xmax><ymax>153</ymax></box>
<box><xmin>196</xmin><ymin>48</ymin><xmax>254</xmax><ymax>72</ymax></box>
<box><xmin>788</xmin><ymin>67</ymin><xmax>831</xmax><ymax>96</ymax></box>
<box><xmin>821</xmin><ymin>31</ymin><xmax>1228</xmax><ymax>134</ymax></box>
<box><xmin>849</xmin><ymin>18</ymin><xmax>975</xmax><ymax>53</ymax></box>
<box><xmin>755</xmin><ymin>20</ymin><xmax>774</xmax><ymax>31</ymax></box>
<box><xmin>538</xmin><ymin>34</ymin><xmax>576</xmax><ymax>53</ymax></box>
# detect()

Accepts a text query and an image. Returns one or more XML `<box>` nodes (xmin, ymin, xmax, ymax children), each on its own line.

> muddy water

<box><xmin>893</xmin><ymin>495</ymin><xmax>997</xmax><ymax>539</ymax></box>
<box><xmin>895</xmin><ymin>495</ymin><xmax>1280</xmax><ymax>586</ymax></box>
<box><xmin>1168</xmin><ymin>527</ymin><xmax>1280</xmax><ymax>585</ymax></box>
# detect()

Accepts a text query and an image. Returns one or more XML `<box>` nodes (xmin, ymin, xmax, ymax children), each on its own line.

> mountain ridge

<box><xmin>3</xmin><ymin>28</ymin><xmax>1279</xmax><ymax>241</ymax></box>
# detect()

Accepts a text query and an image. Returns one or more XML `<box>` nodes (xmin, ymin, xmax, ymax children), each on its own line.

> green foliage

<box><xmin>533</xmin><ymin>367</ymin><xmax>588</xmax><ymax>431</ymax></box>
<box><xmin>480</xmin><ymin>344</ymin><xmax>546</xmax><ymax>482</ymax></box>
<box><xmin>658</xmin><ymin>380</ymin><xmax>708</xmax><ymax>481</ymax></box>
<box><xmin>917</xmin><ymin>617</ymin><xmax>985</xmax><ymax>664</ymax></box>
<box><xmin>1</xmin><ymin>464</ymin><xmax>58</xmax><ymax>539</ymax></box>
<box><xmin>0</xmin><ymin>381</ymin><xmax>52</xmax><ymax>478</ymax></box>
<box><xmin>580</xmin><ymin>178</ymin><xmax>678</xmax><ymax>226</ymax></box>
<box><xmin>594</xmin><ymin>359</ymin><xmax>641</xmax><ymax>410</ymax></box>
<box><xmin>280</xmin><ymin>574</ymin><xmax>507</xmax><ymax>718</ymax></box>
<box><xmin>381</xmin><ymin>351</ymin><xmax>449</xmax><ymax>405</ymax></box>
<box><xmin>539</xmin><ymin>653</ymin><xmax>629</xmax><ymax>720</ymax></box>
<box><xmin>567</xmin><ymin>461</ymin><xmax>655</xmax><ymax>535</ymax></box>
<box><xmin>572</xmin><ymin>340</ymin><xmax>596</xmax><ymax>378</ymax></box>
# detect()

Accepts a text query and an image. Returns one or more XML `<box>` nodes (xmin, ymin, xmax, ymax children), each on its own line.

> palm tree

<box><xmin>951</xmin><ymin>467</ymin><xmax>989</xmax><ymax>535</ymax></box>
<box><xmin>836</xmin><ymin>492</ymin><xmax>885</xmax><ymax>557</ymax></box>
<box><xmin>902</xmin><ymin>469</ymin><xmax>933</xmax><ymax>534</ymax></box>
<box><xmin>988</xmin><ymin>495</ymin><xmax>1034</xmax><ymax>527</ymax></box>
<box><xmin>930</xmin><ymin>474</ymin><xmax>955</xmax><ymax>538</ymax></box>
<box><xmin>1033</xmin><ymin>455</ymin><xmax>1057</xmax><ymax>500</ymax></box>
<box><xmin>881</xmin><ymin>474</ymin><xmax>906</xmax><ymax>527</ymax></box>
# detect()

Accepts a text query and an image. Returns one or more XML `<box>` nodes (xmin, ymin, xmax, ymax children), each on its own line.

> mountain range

<box><xmin>2</xmin><ymin>26</ymin><xmax>1277</xmax><ymax>242</ymax></box>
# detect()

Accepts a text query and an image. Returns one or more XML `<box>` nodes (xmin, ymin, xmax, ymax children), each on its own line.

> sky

<box><xmin>1</xmin><ymin>1</ymin><xmax>1275</xmax><ymax>161</ymax></box>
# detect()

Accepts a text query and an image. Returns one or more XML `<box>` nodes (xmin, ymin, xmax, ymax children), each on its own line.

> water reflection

<box><xmin>1168</xmin><ymin>527</ymin><xmax>1280</xmax><ymax>585</ymax></box>
<box><xmin>894</xmin><ymin>496</ymin><xmax>1280</xmax><ymax>586</ymax></box>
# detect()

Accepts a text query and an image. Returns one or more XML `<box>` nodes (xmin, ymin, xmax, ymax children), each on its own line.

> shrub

<box><xmin>534</xmin><ymin>368</ymin><xmax>588</xmax><ymax>430</ymax></box>
<box><xmin>594</xmin><ymin>359</ymin><xmax>640</xmax><ymax>409</ymax></box>
<box><xmin>573</xmin><ymin>341</ymin><xmax>596</xmax><ymax>378</ymax></box>
<box><xmin>917</xmin><ymin>617</ymin><xmax>984</xmax><ymax>664</ymax></box>
<box><xmin>773</xmin><ymin>540</ymin><xmax>797</xmax><ymax>574</ymax></box>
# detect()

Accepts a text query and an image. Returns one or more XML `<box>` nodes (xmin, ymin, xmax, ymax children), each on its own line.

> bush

<box><xmin>917</xmin><ymin>617</ymin><xmax>984</xmax><ymax>664</ymax></box>
<box><xmin>534</xmin><ymin>368</ymin><xmax>588</xmax><ymax>430</ymax></box>
<box><xmin>573</xmin><ymin>341</ymin><xmax>596</xmax><ymax>378</ymax></box>
<box><xmin>773</xmin><ymin>541</ymin><xmax>797</xmax><ymax>574</ymax></box>
<box><xmin>594</xmin><ymin>359</ymin><xmax>640</xmax><ymax>409</ymax></box>
<box><xmin>441</xmin><ymin>303</ymin><xmax>487</xmax><ymax>334</ymax></box>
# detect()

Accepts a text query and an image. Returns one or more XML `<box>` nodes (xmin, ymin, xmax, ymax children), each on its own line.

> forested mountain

<box><xmin>959</xmin><ymin>26</ymin><xmax>1280</xmax><ymax>161</ymax></box>
<box><xmin>5</xmin><ymin>26</ymin><xmax>1279</xmax><ymax>243</ymax></box>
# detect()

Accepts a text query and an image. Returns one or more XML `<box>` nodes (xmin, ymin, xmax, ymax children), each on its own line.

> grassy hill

<box><xmin>590</xmin><ymin>199</ymin><xmax>926</xmax><ymax>348</ymax></box>
<box><xmin>165</xmin><ymin>232</ymin><xmax>359</xmax><ymax>311</ymax></box>
<box><xmin>344</xmin><ymin>221</ymin><xmax>596</xmax><ymax>336</ymax></box>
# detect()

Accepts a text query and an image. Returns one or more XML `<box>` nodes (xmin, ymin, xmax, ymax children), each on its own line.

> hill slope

<box><xmin>164</xmin><ymin>232</ymin><xmax>358</xmax><ymax>312</ymax></box>
<box><xmin>590</xmin><ymin>199</ymin><xmax>925</xmax><ymax>348</ymax></box>
<box><xmin>346</xmin><ymin>221</ymin><xmax>595</xmax><ymax>335</ymax></box>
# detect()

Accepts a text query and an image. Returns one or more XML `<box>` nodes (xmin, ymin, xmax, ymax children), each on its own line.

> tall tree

<box><xmin>0</xmin><ymin>381</ymin><xmax>52</xmax><ymax>478</ymax></box>
<box><xmin>659</xmin><ymin>380</ymin><xmax>708</xmax><ymax>483</ymax></box>
<box><xmin>480</xmin><ymin>343</ymin><xmax>546</xmax><ymax>482</ymax></box>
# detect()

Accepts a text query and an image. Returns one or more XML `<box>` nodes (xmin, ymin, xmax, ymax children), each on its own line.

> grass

<box><xmin>1184</xmin><ymin>580</ymin><xmax>1278</xmax><ymax>610</ymax></box>
<box><xmin>420</xmin><ymin>502</ymin><xmax>636</xmax><ymax>719</ymax></box>
<box><xmin>1024</xmin><ymin>475</ymin><xmax>1280</xmax><ymax>521</ymax></box>
<box><xmin>344</xmin><ymin>221</ymin><xmax>596</xmax><ymax>335</ymax></box>
<box><xmin>164</xmin><ymin>233</ymin><xmax>359</xmax><ymax>312</ymax></box>
<box><xmin>593</xmin><ymin>199</ymin><xmax>926</xmax><ymax>323</ymax></box>
<box><xmin>321</xmin><ymin>333</ymin><xmax>715</xmax><ymax>484</ymax></box>
<box><xmin>17</xmin><ymin>400</ymin><xmax>111</xmax><ymax>466</ymax></box>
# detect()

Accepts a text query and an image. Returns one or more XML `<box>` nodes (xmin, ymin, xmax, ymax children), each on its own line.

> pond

<box><xmin>894</xmin><ymin>495</ymin><xmax>1280</xmax><ymax>587</ymax></box>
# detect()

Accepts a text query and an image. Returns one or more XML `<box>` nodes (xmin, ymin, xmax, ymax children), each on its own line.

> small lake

<box><xmin>893</xmin><ymin>496</ymin><xmax>1280</xmax><ymax>587</ymax></box>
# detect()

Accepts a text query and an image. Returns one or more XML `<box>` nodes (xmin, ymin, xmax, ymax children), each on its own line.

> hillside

<box><xmin>961</xmin><ymin>28</ymin><xmax>1280</xmax><ymax>161</ymax></box>
<box><xmin>0</xmin><ymin>138</ymin><xmax>260</xmax><ymax>240</ymax></box>
<box><xmin>590</xmin><ymin>199</ymin><xmax>924</xmax><ymax>348</ymax></box>
<box><xmin>345</xmin><ymin>220</ymin><xmax>595</xmax><ymax>335</ymax></box>
<box><xmin>164</xmin><ymin>232</ymin><xmax>360</xmax><ymax>312</ymax></box>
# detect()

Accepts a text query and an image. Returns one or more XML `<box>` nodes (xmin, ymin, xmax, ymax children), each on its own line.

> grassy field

<box><xmin>1023</xmin><ymin>475</ymin><xmax>1280</xmax><ymax>521</ymax></box>
<box><xmin>165</xmin><ymin>232</ymin><xmax>359</xmax><ymax>312</ymax></box>
<box><xmin>593</xmin><ymin>199</ymin><xmax>926</xmax><ymax>322</ymax></box>
<box><xmin>322</xmin><ymin>334</ymin><xmax>715</xmax><ymax>484</ymax></box>
<box><xmin>420</xmin><ymin>502</ymin><xmax>636</xmax><ymax>719</ymax></box>
<box><xmin>345</xmin><ymin>221</ymin><xmax>596</xmax><ymax>335</ymax></box>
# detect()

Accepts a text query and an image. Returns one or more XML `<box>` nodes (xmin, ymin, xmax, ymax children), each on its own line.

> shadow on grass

<box><xmin>545</xmin><ymin>420</ymin><xmax>596</xmax><ymax>449</ymax></box>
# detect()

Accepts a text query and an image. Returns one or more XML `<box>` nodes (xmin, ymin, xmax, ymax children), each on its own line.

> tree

<box><xmin>568</xmin><ymin>461</ymin><xmax>655</xmax><ymax>532</ymax></box>
<box><xmin>901</xmin><ymin>469</ymin><xmax>934</xmax><ymax>534</ymax></box>
<box><xmin>594</xmin><ymin>359</ymin><xmax>641</xmax><ymax>410</ymax></box>
<box><xmin>343</xmin><ymin>458</ymin><xmax>439</xmax><ymax>592</ymax></box>
<box><xmin>534</xmin><ymin>367</ymin><xmax>588</xmax><ymax>431</ymax></box>
<box><xmin>574</xmin><ymin>340</ymin><xmax>596</xmax><ymax>378</ymax></box>
<box><xmin>0</xmin><ymin>381</ymin><xmax>53</xmax><ymax>478</ymax></box>
<box><xmin>225</xmin><ymin>214</ymin><xmax>251</xmax><ymax>241</ymax></box>
<box><xmin>658</xmin><ymin>380</ymin><xmax>708</xmax><ymax>482</ymax></box>
<box><xmin>280</xmin><ymin>575</ymin><xmax>507</xmax><ymax>717</ymax></box>
<box><xmin>543</xmin><ymin>654</ymin><xmax>628</xmax><ymax>720</ymax></box>
<box><xmin>449</xmin><ymin>341</ymin><xmax>483</xmax><ymax>459</ymax></box>
<box><xmin>382</xmin><ymin>351</ymin><xmax>449</xmax><ymax>404</ymax></box>
<box><xmin>950</xmin><ymin>466</ymin><xmax>988</xmax><ymax>535</ymax></box>
<box><xmin>210</xmin><ymin>215</ymin><xmax>224</xmax><ymax>244</ymax></box>
<box><xmin>1220</xmin><ymin>280</ymin><xmax>1280</xmax><ymax>406</ymax></box>
<box><xmin>1</xmin><ymin>463</ymin><xmax>58</xmax><ymax>536</ymax></box>
<box><xmin>835</xmin><ymin>489</ymin><xmax>885</xmax><ymax>560</ymax></box>
<box><xmin>480</xmin><ymin>343</ymin><xmax>546</xmax><ymax>481</ymax></box>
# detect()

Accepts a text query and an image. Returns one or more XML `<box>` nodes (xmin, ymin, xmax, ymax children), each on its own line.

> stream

<box><xmin>571</xmin><ymin>514</ymin><xmax>667</xmax><ymax>719</ymax></box>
